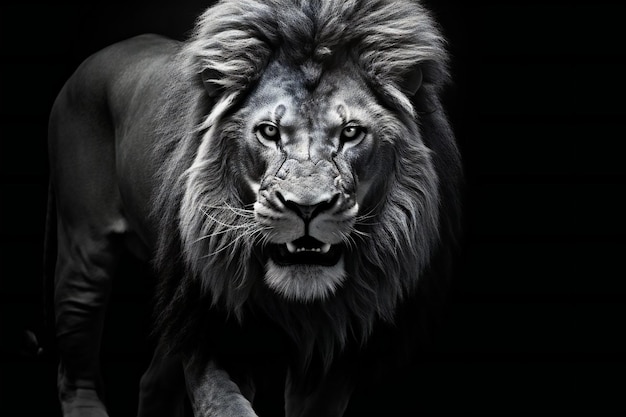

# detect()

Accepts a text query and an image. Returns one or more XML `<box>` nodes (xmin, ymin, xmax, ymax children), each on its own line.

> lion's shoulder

<box><xmin>85</xmin><ymin>34</ymin><xmax>179</xmax><ymax>73</ymax></box>
<box><xmin>59</xmin><ymin>34</ymin><xmax>180</xmax><ymax>110</ymax></box>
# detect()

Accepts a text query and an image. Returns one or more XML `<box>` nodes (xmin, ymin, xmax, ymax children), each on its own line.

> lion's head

<box><xmin>233</xmin><ymin>59</ymin><xmax>440</xmax><ymax>303</ymax></box>
<box><xmin>154</xmin><ymin>0</ymin><xmax>461</xmax><ymax>363</ymax></box>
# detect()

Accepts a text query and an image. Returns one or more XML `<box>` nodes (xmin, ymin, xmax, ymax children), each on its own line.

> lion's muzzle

<box><xmin>255</xmin><ymin>158</ymin><xmax>358</xmax><ymax>265</ymax></box>
<box><xmin>276</xmin><ymin>191</ymin><xmax>339</xmax><ymax>232</ymax></box>
<box><xmin>270</xmin><ymin>190</ymin><xmax>345</xmax><ymax>266</ymax></box>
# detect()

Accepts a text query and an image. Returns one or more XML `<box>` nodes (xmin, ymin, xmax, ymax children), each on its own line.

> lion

<box><xmin>46</xmin><ymin>0</ymin><xmax>462</xmax><ymax>416</ymax></box>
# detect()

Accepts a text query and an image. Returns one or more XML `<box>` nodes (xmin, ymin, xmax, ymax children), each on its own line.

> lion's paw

<box><xmin>61</xmin><ymin>388</ymin><xmax>108</xmax><ymax>417</ymax></box>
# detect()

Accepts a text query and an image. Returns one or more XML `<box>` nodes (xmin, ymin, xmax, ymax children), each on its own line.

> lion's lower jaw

<box><xmin>264</xmin><ymin>257</ymin><xmax>346</xmax><ymax>302</ymax></box>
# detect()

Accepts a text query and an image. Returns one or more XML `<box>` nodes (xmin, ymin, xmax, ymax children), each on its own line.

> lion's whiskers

<box><xmin>192</xmin><ymin>221</ymin><xmax>258</xmax><ymax>243</ymax></box>
<box><xmin>256</xmin><ymin>230</ymin><xmax>275</xmax><ymax>248</ymax></box>
<box><xmin>195</xmin><ymin>204</ymin><xmax>274</xmax><ymax>255</ymax></box>
<box><xmin>201</xmin><ymin>203</ymin><xmax>255</xmax><ymax>218</ymax></box>
<box><xmin>201</xmin><ymin>225</ymin><xmax>269</xmax><ymax>258</ymax></box>
<box><xmin>333</xmin><ymin>229</ymin><xmax>356</xmax><ymax>252</ymax></box>
<box><xmin>350</xmin><ymin>228</ymin><xmax>371</xmax><ymax>246</ymax></box>
<box><xmin>355</xmin><ymin>206</ymin><xmax>380</xmax><ymax>227</ymax></box>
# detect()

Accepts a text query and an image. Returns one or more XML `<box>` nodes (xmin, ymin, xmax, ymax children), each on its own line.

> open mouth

<box><xmin>270</xmin><ymin>236</ymin><xmax>342</xmax><ymax>266</ymax></box>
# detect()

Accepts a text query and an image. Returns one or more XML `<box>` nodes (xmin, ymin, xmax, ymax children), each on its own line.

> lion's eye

<box><xmin>258</xmin><ymin>123</ymin><xmax>279</xmax><ymax>141</ymax></box>
<box><xmin>340</xmin><ymin>126</ymin><xmax>365</xmax><ymax>142</ymax></box>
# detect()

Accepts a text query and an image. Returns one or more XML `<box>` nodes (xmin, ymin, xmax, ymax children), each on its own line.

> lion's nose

<box><xmin>276</xmin><ymin>192</ymin><xmax>340</xmax><ymax>221</ymax></box>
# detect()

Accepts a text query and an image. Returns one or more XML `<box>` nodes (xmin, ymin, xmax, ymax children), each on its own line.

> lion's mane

<box><xmin>152</xmin><ymin>0</ymin><xmax>462</xmax><ymax>368</ymax></box>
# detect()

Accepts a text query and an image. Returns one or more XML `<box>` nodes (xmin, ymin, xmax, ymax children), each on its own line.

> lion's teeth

<box><xmin>287</xmin><ymin>242</ymin><xmax>331</xmax><ymax>254</ymax></box>
<box><xmin>286</xmin><ymin>242</ymin><xmax>298</xmax><ymax>253</ymax></box>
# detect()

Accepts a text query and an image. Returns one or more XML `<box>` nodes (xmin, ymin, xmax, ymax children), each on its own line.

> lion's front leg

<box><xmin>137</xmin><ymin>344</ymin><xmax>186</xmax><ymax>417</ymax></box>
<box><xmin>284</xmin><ymin>367</ymin><xmax>354</xmax><ymax>417</ymax></box>
<box><xmin>183</xmin><ymin>354</ymin><xmax>257</xmax><ymax>417</ymax></box>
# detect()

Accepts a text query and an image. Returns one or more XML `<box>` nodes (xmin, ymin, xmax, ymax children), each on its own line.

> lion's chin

<box><xmin>264</xmin><ymin>258</ymin><xmax>346</xmax><ymax>302</ymax></box>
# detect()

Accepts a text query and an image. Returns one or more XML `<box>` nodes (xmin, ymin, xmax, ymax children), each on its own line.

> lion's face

<box><xmin>233</xmin><ymin>61</ymin><xmax>390</xmax><ymax>301</ymax></box>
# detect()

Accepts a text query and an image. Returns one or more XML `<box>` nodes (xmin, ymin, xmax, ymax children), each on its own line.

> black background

<box><xmin>1</xmin><ymin>0</ymin><xmax>625</xmax><ymax>416</ymax></box>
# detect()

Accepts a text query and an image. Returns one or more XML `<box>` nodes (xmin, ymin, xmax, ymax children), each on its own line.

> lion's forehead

<box><xmin>249</xmin><ymin>67</ymin><xmax>378</xmax><ymax>130</ymax></box>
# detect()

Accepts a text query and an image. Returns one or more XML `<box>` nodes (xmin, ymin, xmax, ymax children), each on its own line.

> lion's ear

<box><xmin>201</xmin><ymin>68</ymin><xmax>223</xmax><ymax>98</ymax></box>
<box><xmin>400</xmin><ymin>65</ymin><xmax>423</xmax><ymax>96</ymax></box>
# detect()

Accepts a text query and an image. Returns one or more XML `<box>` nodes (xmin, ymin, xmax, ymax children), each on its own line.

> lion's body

<box><xmin>48</xmin><ymin>1</ymin><xmax>462</xmax><ymax>416</ymax></box>
<box><xmin>49</xmin><ymin>34</ymin><xmax>180</xmax><ymax>246</ymax></box>
<box><xmin>48</xmin><ymin>34</ymin><xmax>189</xmax><ymax>416</ymax></box>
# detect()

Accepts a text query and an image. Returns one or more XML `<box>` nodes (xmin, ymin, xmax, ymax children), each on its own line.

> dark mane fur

<box><xmin>151</xmin><ymin>0</ymin><xmax>462</xmax><ymax>370</ymax></box>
